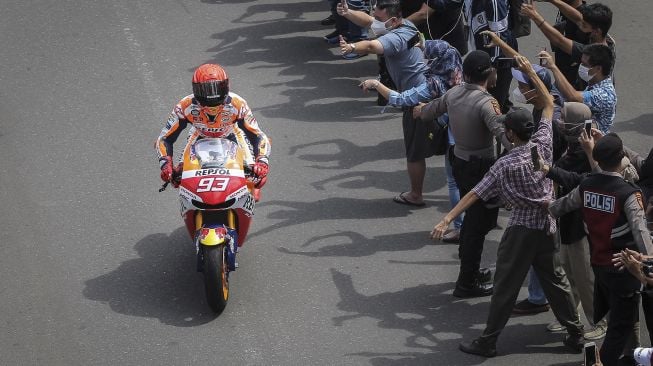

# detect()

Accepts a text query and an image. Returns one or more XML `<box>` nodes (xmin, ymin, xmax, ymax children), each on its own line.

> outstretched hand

<box><xmin>430</xmin><ymin>219</ymin><xmax>449</xmax><ymax>240</ymax></box>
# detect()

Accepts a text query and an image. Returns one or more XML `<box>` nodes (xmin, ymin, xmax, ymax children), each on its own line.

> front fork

<box><xmin>194</xmin><ymin>210</ymin><xmax>239</xmax><ymax>272</ymax></box>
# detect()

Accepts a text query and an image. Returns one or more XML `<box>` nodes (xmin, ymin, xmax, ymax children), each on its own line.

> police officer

<box><xmin>549</xmin><ymin>133</ymin><xmax>653</xmax><ymax>366</ymax></box>
<box><xmin>416</xmin><ymin>50</ymin><xmax>511</xmax><ymax>298</ymax></box>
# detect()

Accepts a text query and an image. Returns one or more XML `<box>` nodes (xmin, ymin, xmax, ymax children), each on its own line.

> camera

<box><xmin>643</xmin><ymin>261</ymin><xmax>653</xmax><ymax>277</ymax></box>
<box><xmin>482</xmin><ymin>33</ymin><xmax>490</xmax><ymax>47</ymax></box>
<box><xmin>584</xmin><ymin>342</ymin><xmax>596</xmax><ymax>366</ymax></box>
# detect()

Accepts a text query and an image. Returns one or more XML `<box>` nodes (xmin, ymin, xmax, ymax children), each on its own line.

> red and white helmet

<box><xmin>192</xmin><ymin>64</ymin><xmax>229</xmax><ymax>107</ymax></box>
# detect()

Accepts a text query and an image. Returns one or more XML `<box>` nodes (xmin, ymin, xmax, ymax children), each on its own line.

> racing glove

<box><xmin>160</xmin><ymin>156</ymin><xmax>173</xmax><ymax>183</ymax></box>
<box><xmin>251</xmin><ymin>159</ymin><xmax>269</xmax><ymax>188</ymax></box>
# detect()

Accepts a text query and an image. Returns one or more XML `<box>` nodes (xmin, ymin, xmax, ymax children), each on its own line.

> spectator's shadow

<box><xmin>203</xmin><ymin>3</ymin><xmax>387</xmax><ymax>123</ymax></box>
<box><xmin>278</xmin><ymin>231</ymin><xmax>457</xmax><ymax>259</ymax></box>
<box><xmin>250</xmin><ymin>197</ymin><xmax>422</xmax><ymax>239</ymax></box>
<box><xmin>330</xmin><ymin>268</ymin><xmax>580</xmax><ymax>365</ymax></box>
<box><xmin>312</xmin><ymin>168</ymin><xmax>448</xmax><ymax>195</ymax></box>
<box><xmin>290</xmin><ymin>138</ymin><xmax>405</xmax><ymax>170</ymax></box>
<box><xmin>618</xmin><ymin>113</ymin><xmax>653</xmax><ymax>136</ymax></box>
<box><xmin>83</xmin><ymin>227</ymin><xmax>218</xmax><ymax>326</ymax></box>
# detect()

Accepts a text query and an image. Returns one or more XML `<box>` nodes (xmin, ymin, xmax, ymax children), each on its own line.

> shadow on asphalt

<box><xmin>83</xmin><ymin>226</ymin><xmax>218</xmax><ymax>326</ymax></box>
<box><xmin>278</xmin><ymin>230</ymin><xmax>454</xmax><ymax>259</ymax></box>
<box><xmin>250</xmin><ymin>197</ymin><xmax>424</xmax><ymax>239</ymax></box>
<box><xmin>330</xmin><ymin>268</ymin><xmax>580</xmax><ymax>365</ymax></box>
<box><xmin>289</xmin><ymin>138</ymin><xmax>406</xmax><ymax>170</ymax></box>
<box><xmin>202</xmin><ymin>2</ymin><xmax>391</xmax><ymax>123</ymax></box>
<box><xmin>618</xmin><ymin>113</ymin><xmax>653</xmax><ymax>137</ymax></box>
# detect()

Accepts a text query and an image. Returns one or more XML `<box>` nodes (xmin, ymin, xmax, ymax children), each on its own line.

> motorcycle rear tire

<box><xmin>203</xmin><ymin>245</ymin><xmax>229</xmax><ymax>314</ymax></box>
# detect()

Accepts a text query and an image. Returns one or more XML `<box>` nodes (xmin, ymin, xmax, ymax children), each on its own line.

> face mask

<box><xmin>511</xmin><ymin>87</ymin><xmax>536</xmax><ymax>104</ymax></box>
<box><xmin>371</xmin><ymin>18</ymin><xmax>391</xmax><ymax>36</ymax></box>
<box><xmin>578</xmin><ymin>64</ymin><xmax>595</xmax><ymax>82</ymax></box>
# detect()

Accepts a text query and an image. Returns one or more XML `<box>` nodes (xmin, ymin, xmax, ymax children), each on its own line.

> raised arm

<box><xmin>337</xmin><ymin>0</ymin><xmax>374</xmax><ymax>28</ymax></box>
<box><xmin>539</xmin><ymin>50</ymin><xmax>584</xmax><ymax>102</ymax></box>
<box><xmin>521</xmin><ymin>3</ymin><xmax>574</xmax><ymax>55</ymax></box>
<box><xmin>547</xmin><ymin>0</ymin><xmax>583</xmax><ymax>26</ymax></box>
<box><xmin>480</xmin><ymin>30</ymin><xmax>519</xmax><ymax>58</ymax></box>
<box><xmin>516</xmin><ymin>55</ymin><xmax>553</xmax><ymax>120</ymax></box>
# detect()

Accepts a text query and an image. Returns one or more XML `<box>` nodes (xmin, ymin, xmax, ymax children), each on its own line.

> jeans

<box><xmin>445</xmin><ymin>145</ymin><xmax>463</xmax><ymax>230</ymax></box>
<box><xmin>527</xmin><ymin>267</ymin><xmax>548</xmax><ymax>305</ymax></box>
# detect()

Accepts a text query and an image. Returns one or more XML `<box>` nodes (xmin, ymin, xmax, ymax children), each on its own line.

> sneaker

<box><xmin>546</xmin><ymin>321</ymin><xmax>566</xmax><ymax>332</ymax></box>
<box><xmin>563</xmin><ymin>334</ymin><xmax>584</xmax><ymax>353</ymax></box>
<box><xmin>324</xmin><ymin>30</ymin><xmax>342</xmax><ymax>44</ymax></box>
<box><xmin>512</xmin><ymin>299</ymin><xmax>550</xmax><ymax>315</ymax></box>
<box><xmin>453</xmin><ymin>280</ymin><xmax>493</xmax><ymax>298</ymax></box>
<box><xmin>584</xmin><ymin>323</ymin><xmax>607</xmax><ymax>340</ymax></box>
<box><xmin>320</xmin><ymin>14</ymin><xmax>335</xmax><ymax>26</ymax></box>
<box><xmin>342</xmin><ymin>52</ymin><xmax>363</xmax><ymax>60</ymax></box>
<box><xmin>442</xmin><ymin>229</ymin><xmax>460</xmax><ymax>243</ymax></box>
<box><xmin>459</xmin><ymin>338</ymin><xmax>497</xmax><ymax>358</ymax></box>
<box><xmin>476</xmin><ymin>267</ymin><xmax>492</xmax><ymax>284</ymax></box>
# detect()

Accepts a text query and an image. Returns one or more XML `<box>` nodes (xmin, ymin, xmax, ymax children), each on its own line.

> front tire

<box><xmin>203</xmin><ymin>245</ymin><xmax>229</xmax><ymax>314</ymax></box>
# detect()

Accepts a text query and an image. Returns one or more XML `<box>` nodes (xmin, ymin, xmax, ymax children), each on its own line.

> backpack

<box><xmin>509</xmin><ymin>0</ymin><xmax>531</xmax><ymax>38</ymax></box>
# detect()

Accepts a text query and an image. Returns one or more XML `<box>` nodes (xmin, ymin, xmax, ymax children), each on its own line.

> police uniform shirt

<box><xmin>549</xmin><ymin>171</ymin><xmax>653</xmax><ymax>260</ymax></box>
<box><xmin>419</xmin><ymin>83</ymin><xmax>511</xmax><ymax>161</ymax></box>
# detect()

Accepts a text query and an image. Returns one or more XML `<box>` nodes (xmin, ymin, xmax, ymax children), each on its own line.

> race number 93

<box><xmin>196</xmin><ymin>177</ymin><xmax>230</xmax><ymax>192</ymax></box>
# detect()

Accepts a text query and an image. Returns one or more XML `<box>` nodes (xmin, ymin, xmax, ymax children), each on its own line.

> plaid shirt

<box><xmin>472</xmin><ymin>117</ymin><xmax>557</xmax><ymax>234</ymax></box>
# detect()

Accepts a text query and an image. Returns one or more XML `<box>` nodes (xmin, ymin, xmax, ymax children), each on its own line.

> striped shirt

<box><xmin>472</xmin><ymin>117</ymin><xmax>557</xmax><ymax>234</ymax></box>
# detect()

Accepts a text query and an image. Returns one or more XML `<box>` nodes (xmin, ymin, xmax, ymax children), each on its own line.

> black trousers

<box><xmin>451</xmin><ymin>154</ymin><xmax>498</xmax><ymax>285</ymax></box>
<box><xmin>593</xmin><ymin>266</ymin><xmax>641</xmax><ymax>366</ymax></box>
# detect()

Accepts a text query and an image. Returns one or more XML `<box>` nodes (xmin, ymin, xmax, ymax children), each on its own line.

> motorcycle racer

<box><xmin>156</xmin><ymin>63</ymin><xmax>271</xmax><ymax>189</ymax></box>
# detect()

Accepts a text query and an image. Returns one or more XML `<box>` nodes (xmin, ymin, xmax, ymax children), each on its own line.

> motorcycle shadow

<box><xmin>83</xmin><ymin>226</ymin><xmax>219</xmax><ymax>326</ymax></box>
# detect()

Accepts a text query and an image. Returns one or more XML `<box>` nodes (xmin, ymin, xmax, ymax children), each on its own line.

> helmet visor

<box><xmin>193</xmin><ymin>80</ymin><xmax>228</xmax><ymax>107</ymax></box>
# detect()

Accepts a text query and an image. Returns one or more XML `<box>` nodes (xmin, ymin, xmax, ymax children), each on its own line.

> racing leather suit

<box><xmin>156</xmin><ymin>92</ymin><xmax>270</xmax><ymax>170</ymax></box>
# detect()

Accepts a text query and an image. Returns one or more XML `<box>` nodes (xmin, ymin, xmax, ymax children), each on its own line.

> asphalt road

<box><xmin>1</xmin><ymin>1</ymin><xmax>651</xmax><ymax>365</ymax></box>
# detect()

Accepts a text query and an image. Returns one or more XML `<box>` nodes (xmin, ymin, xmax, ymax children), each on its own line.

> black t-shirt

<box><xmin>552</xmin><ymin>3</ymin><xmax>590</xmax><ymax>89</ymax></box>
<box><xmin>400</xmin><ymin>0</ymin><xmax>467</xmax><ymax>55</ymax></box>
<box><xmin>424</xmin><ymin>0</ymin><xmax>466</xmax><ymax>54</ymax></box>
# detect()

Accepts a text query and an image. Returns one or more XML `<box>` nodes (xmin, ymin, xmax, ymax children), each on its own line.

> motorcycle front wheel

<box><xmin>203</xmin><ymin>245</ymin><xmax>229</xmax><ymax>314</ymax></box>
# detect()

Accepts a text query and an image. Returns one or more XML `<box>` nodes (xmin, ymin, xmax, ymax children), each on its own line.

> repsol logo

<box><xmin>583</xmin><ymin>191</ymin><xmax>615</xmax><ymax>213</ymax></box>
<box><xmin>195</xmin><ymin>168</ymin><xmax>231</xmax><ymax>176</ymax></box>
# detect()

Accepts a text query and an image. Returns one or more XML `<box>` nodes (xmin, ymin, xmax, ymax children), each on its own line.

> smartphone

<box><xmin>531</xmin><ymin>145</ymin><xmax>540</xmax><ymax>170</ymax></box>
<box><xmin>496</xmin><ymin>57</ymin><xmax>517</xmax><ymax>68</ymax></box>
<box><xmin>584</xmin><ymin>120</ymin><xmax>593</xmax><ymax>136</ymax></box>
<box><xmin>524</xmin><ymin>0</ymin><xmax>532</xmax><ymax>4</ymax></box>
<box><xmin>482</xmin><ymin>33</ymin><xmax>491</xmax><ymax>47</ymax></box>
<box><xmin>584</xmin><ymin>342</ymin><xmax>597</xmax><ymax>366</ymax></box>
<box><xmin>539</xmin><ymin>47</ymin><xmax>547</xmax><ymax>66</ymax></box>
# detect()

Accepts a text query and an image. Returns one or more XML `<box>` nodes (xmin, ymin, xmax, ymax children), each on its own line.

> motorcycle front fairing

<box><xmin>178</xmin><ymin>138</ymin><xmax>255</xmax><ymax>246</ymax></box>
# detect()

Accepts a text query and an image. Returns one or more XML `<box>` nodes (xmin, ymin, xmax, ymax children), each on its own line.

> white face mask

<box><xmin>578</xmin><ymin>64</ymin><xmax>595</xmax><ymax>82</ymax></box>
<box><xmin>511</xmin><ymin>87</ymin><xmax>536</xmax><ymax>104</ymax></box>
<box><xmin>371</xmin><ymin>19</ymin><xmax>391</xmax><ymax>36</ymax></box>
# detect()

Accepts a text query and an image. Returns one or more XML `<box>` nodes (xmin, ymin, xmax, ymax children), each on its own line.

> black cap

<box><xmin>501</xmin><ymin>108</ymin><xmax>534</xmax><ymax>138</ymax></box>
<box><xmin>592</xmin><ymin>133</ymin><xmax>625</xmax><ymax>167</ymax></box>
<box><xmin>463</xmin><ymin>50</ymin><xmax>492</xmax><ymax>77</ymax></box>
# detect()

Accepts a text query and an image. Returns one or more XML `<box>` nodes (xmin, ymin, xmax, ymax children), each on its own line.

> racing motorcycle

<box><xmin>160</xmin><ymin>138</ymin><xmax>256</xmax><ymax>314</ymax></box>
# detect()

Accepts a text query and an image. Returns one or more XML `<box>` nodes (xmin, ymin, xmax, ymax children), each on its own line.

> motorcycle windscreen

<box><xmin>194</xmin><ymin>138</ymin><xmax>239</xmax><ymax>169</ymax></box>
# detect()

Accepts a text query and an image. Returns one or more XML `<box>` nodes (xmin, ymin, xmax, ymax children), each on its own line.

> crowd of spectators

<box><xmin>322</xmin><ymin>0</ymin><xmax>653</xmax><ymax>365</ymax></box>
